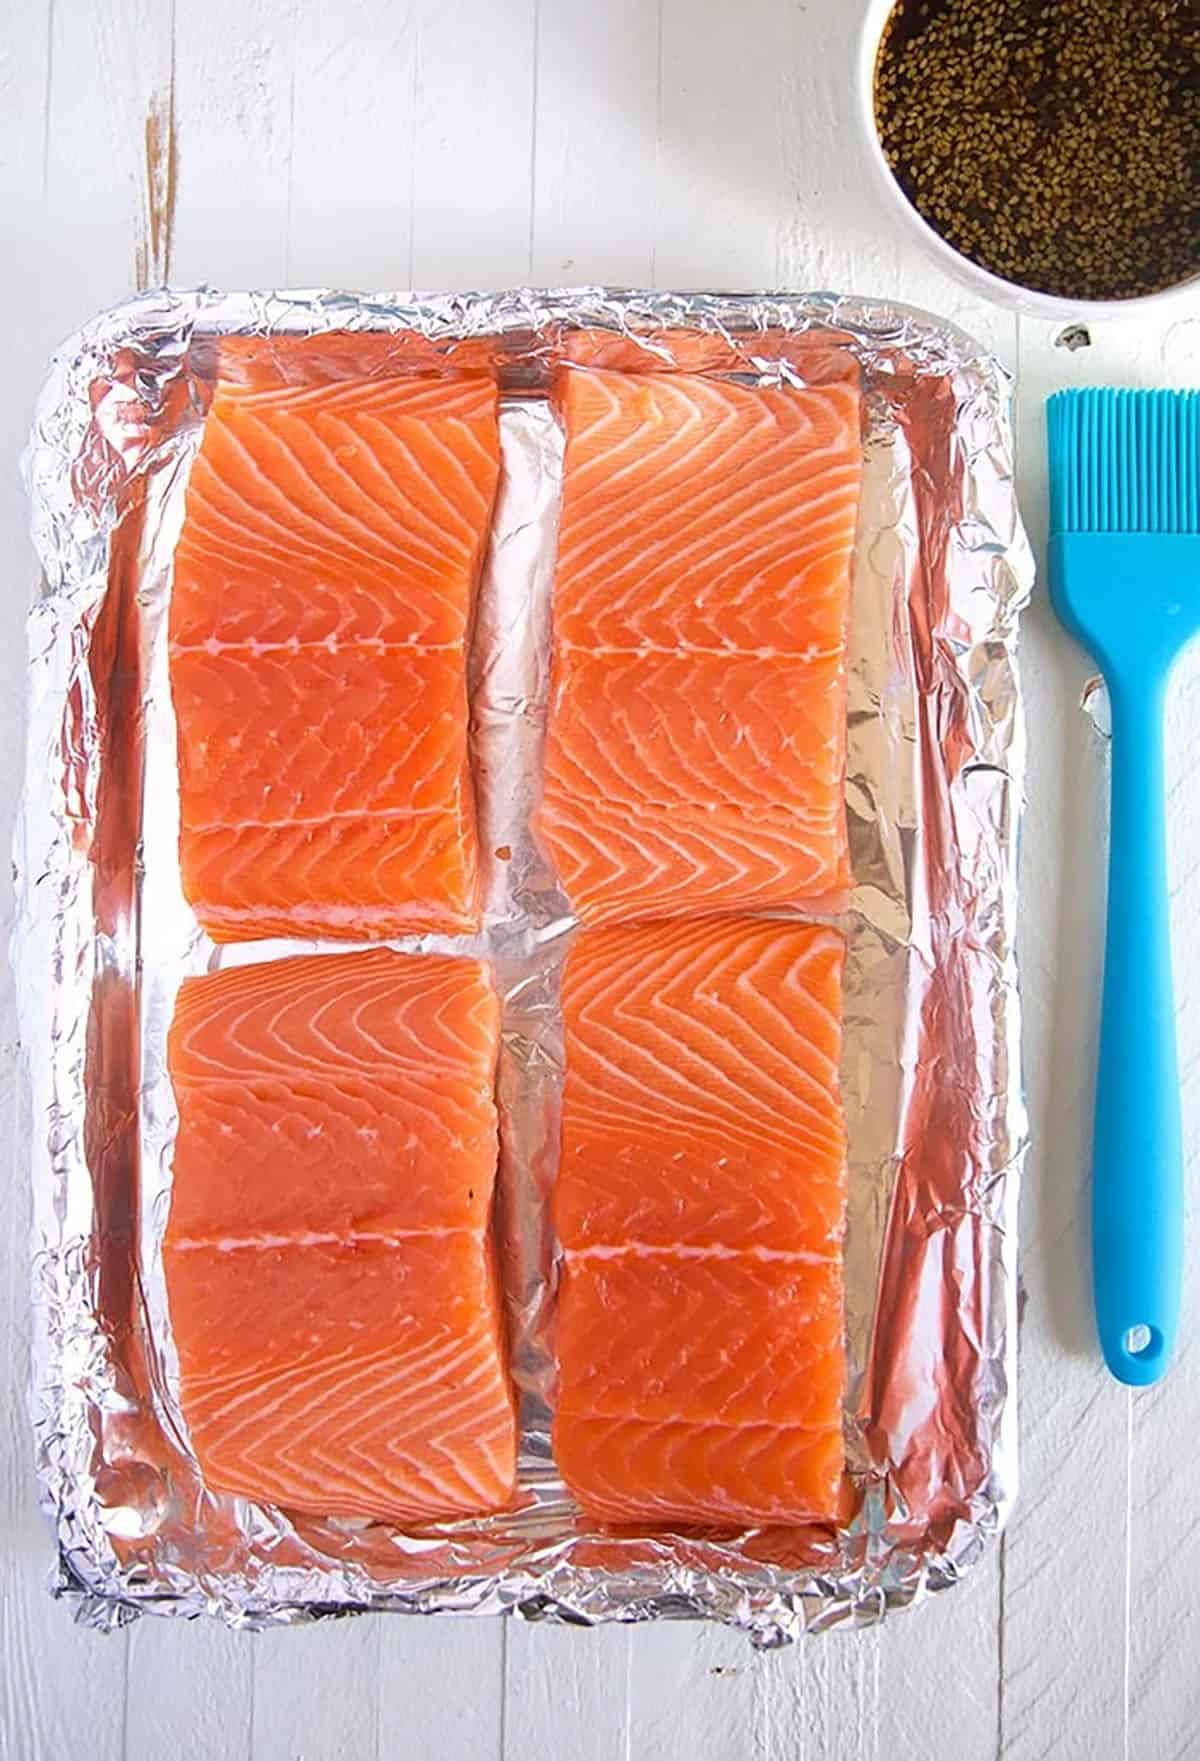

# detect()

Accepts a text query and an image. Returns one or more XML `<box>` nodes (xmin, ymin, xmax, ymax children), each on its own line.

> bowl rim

<box><xmin>857</xmin><ymin>0</ymin><xmax>1200</xmax><ymax>321</ymax></box>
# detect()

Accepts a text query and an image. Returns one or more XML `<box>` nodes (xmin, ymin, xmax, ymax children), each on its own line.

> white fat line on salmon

<box><xmin>169</xmin><ymin>1224</ymin><xmax>485</xmax><ymax>1252</ymax></box>
<box><xmin>170</xmin><ymin>637</ymin><xmax>460</xmax><ymax>656</ymax></box>
<box><xmin>189</xmin><ymin>805</ymin><xmax>451</xmax><ymax>830</ymax></box>
<box><xmin>195</xmin><ymin>901</ymin><xmax>475</xmax><ymax>933</ymax></box>
<box><xmin>555</xmin><ymin>641</ymin><xmax>843</xmax><ymax>662</ymax></box>
<box><xmin>564</xmin><ymin>1240</ymin><xmax>838</xmax><ymax>1266</ymax></box>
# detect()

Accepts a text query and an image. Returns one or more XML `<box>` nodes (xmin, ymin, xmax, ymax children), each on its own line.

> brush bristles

<box><xmin>1048</xmin><ymin>389</ymin><xmax>1200</xmax><ymax>536</ymax></box>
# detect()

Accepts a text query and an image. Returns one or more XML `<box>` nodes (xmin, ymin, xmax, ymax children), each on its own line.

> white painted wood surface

<box><xmin>0</xmin><ymin>1</ymin><xmax>1196</xmax><ymax>1755</ymax></box>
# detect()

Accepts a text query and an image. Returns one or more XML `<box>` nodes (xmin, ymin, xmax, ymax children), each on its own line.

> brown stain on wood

<box><xmin>137</xmin><ymin>89</ymin><xmax>178</xmax><ymax>288</ymax></box>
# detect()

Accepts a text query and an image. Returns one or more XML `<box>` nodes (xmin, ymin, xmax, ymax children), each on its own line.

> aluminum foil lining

<box><xmin>15</xmin><ymin>287</ymin><xmax>1032</xmax><ymax>1643</ymax></box>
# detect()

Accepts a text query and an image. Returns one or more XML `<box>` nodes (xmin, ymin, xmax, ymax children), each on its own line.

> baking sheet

<box><xmin>15</xmin><ymin>287</ymin><xmax>1032</xmax><ymax>1640</ymax></box>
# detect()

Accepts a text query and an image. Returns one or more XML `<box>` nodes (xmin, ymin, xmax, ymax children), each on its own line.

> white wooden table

<box><xmin>2</xmin><ymin>3</ymin><xmax>1198</xmax><ymax>1756</ymax></box>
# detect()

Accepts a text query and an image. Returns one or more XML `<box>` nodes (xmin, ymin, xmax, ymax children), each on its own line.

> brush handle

<box><xmin>1094</xmin><ymin>674</ymin><xmax>1182</xmax><ymax>1385</ymax></box>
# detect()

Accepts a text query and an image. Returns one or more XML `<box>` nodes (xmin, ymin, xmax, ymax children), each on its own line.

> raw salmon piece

<box><xmin>548</xmin><ymin>366</ymin><xmax>860</xmax><ymax>656</ymax></box>
<box><xmin>164</xmin><ymin>951</ymin><xmax>517</xmax><ymax>1523</ymax></box>
<box><xmin>557</xmin><ymin>918</ymin><xmax>846</xmax><ymax>1253</ymax></box>
<box><xmin>165</xmin><ymin>1236</ymin><xmax>515</xmax><ymax>1523</ymax></box>
<box><xmin>554</xmin><ymin>917</ymin><xmax>846</xmax><ymax>1527</ymax></box>
<box><xmin>556</xmin><ymin>1254</ymin><xmax>844</xmax><ymax>1429</ymax></box>
<box><xmin>170</xmin><ymin>373</ymin><xmax>500</xmax><ymax>941</ymax></box>
<box><xmin>546</xmin><ymin>650</ymin><xmax>845</xmax><ymax>822</ymax></box>
<box><xmin>166</xmin><ymin>951</ymin><xmax>500</xmax><ymax>1240</ymax></box>
<box><xmin>540</xmin><ymin>365</ymin><xmax>861</xmax><ymax>922</ymax></box>
<box><xmin>171</xmin><ymin>645</ymin><xmax>470</xmax><ymax>823</ymax></box>
<box><xmin>545</xmin><ymin>648</ymin><xmax>846</xmax><ymax>922</ymax></box>
<box><xmin>553</xmin><ymin>1417</ymin><xmax>844</xmax><ymax>1530</ymax></box>
<box><xmin>172</xmin><ymin>640</ymin><xmax>475</xmax><ymax>939</ymax></box>
<box><xmin>180</xmin><ymin>814</ymin><xmax>476</xmax><ymax>944</ymax></box>
<box><xmin>542</xmin><ymin>798</ymin><xmax>847</xmax><ymax>927</ymax></box>
<box><xmin>174</xmin><ymin>376</ymin><xmax>499</xmax><ymax>647</ymax></box>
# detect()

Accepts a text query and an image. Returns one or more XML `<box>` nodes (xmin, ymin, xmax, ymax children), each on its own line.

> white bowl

<box><xmin>857</xmin><ymin>0</ymin><xmax>1200</xmax><ymax>321</ymax></box>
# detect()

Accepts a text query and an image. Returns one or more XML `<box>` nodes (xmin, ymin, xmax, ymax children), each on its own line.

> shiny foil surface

<box><xmin>15</xmin><ymin>288</ymin><xmax>1032</xmax><ymax>1642</ymax></box>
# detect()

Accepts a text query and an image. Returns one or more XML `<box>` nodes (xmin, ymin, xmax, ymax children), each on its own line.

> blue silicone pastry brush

<box><xmin>1047</xmin><ymin>388</ymin><xmax>1200</xmax><ymax>1387</ymax></box>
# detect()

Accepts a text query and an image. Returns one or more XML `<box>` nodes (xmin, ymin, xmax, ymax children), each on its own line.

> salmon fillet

<box><xmin>170</xmin><ymin>374</ymin><xmax>500</xmax><ymax>941</ymax></box>
<box><xmin>554</xmin><ymin>1417</ymin><xmax>845</xmax><ymax>1531</ymax></box>
<box><xmin>554</xmin><ymin>917</ymin><xmax>847</xmax><ymax>1528</ymax></box>
<box><xmin>164</xmin><ymin>951</ymin><xmax>517</xmax><ymax>1524</ymax></box>
<box><xmin>540</xmin><ymin>365</ymin><xmax>861</xmax><ymax>924</ymax></box>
